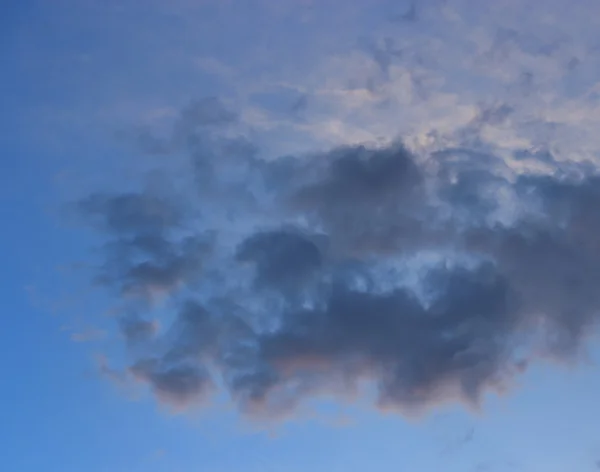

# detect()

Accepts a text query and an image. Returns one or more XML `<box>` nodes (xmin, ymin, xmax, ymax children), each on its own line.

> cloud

<box><xmin>286</xmin><ymin>142</ymin><xmax>430</xmax><ymax>256</ymax></box>
<box><xmin>291</xmin><ymin>142</ymin><xmax>422</xmax><ymax>209</ymax></box>
<box><xmin>232</xmin><ymin>262</ymin><xmax>516</xmax><ymax>416</ymax></box>
<box><xmin>73</xmin><ymin>97</ymin><xmax>600</xmax><ymax>421</ymax></box>
<box><xmin>125</xmin><ymin>300</ymin><xmax>224</xmax><ymax>410</ymax></box>
<box><xmin>236</xmin><ymin>229</ymin><xmax>324</xmax><ymax>292</ymax></box>
<box><xmin>77</xmin><ymin>191</ymin><xmax>213</xmax><ymax>299</ymax></box>
<box><xmin>120</xmin><ymin>316</ymin><xmax>159</xmax><ymax>344</ymax></box>
<box><xmin>130</xmin><ymin>359</ymin><xmax>213</xmax><ymax>409</ymax></box>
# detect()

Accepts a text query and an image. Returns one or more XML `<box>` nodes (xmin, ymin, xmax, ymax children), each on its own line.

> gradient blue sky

<box><xmin>3</xmin><ymin>1</ymin><xmax>600</xmax><ymax>471</ymax></box>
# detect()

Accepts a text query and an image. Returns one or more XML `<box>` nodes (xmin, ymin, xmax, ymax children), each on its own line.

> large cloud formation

<box><xmin>78</xmin><ymin>97</ymin><xmax>600</xmax><ymax>418</ymax></box>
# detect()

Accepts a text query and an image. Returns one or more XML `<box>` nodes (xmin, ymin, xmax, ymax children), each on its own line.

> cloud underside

<box><xmin>80</xmin><ymin>98</ymin><xmax>600</xmax><ymax>419</ymax></box>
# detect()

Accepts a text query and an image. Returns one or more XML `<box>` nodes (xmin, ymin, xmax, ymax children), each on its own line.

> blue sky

<box><xmin>3</xmin><ymin>1</ymin><xmax>600</xmax><ymax>471</ymax></box>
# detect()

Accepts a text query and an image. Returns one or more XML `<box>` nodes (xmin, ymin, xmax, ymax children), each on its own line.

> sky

<box><xmin>3</xmin><ymin>0</ymin><xmax>600</xmax><ymax>471</ymax></box>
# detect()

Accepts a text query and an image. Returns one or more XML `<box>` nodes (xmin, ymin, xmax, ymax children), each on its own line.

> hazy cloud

<box><xmin>120</xmin><ymin>316</ymin><xmax>159</xmax><ymax>344</ymax></box>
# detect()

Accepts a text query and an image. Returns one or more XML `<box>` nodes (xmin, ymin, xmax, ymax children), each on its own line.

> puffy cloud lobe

<box><xmin>78</xmin><ymin>192</ymin><xmax>212</xmax><ymax>298</ymax></box>
<box><xmin>241</xmin><ymin>263</ymin><xmax>516</xmax><ymax>413</ymax></box>
<box><xmin>465</xmin><ymin>174</ymin><xmax>600</xmax><ymax>355</ymax></box>
<box><xmin>78</xmin><ymin>101</ymin><xmax>600</xmax><ymax>419</ymax></box>
<box><xmin>287</xmin><ymin>143</ymin><xmax>430</xmax><ymax>256</ymax></box>
<box><xmin>292</xmin><ymin>143</ymin><xmax>422</xmax><ymax>210</ymax></box>
<box><xmin>126</xmin><ymin>302</ymin><xmax>224</xmax><ymax>408</ymax></box>
<box><xmin>130</xmin><ymin>359</ymin><xmax>213</xmax><ymax>409</ymax></box>
<box><xmin>103</xmin><ymin>234</ymin><xmax>210</xmax><ymax>298</ymax></box>
<box><xmin>236</xmin><ymin>229</ymin><xmax>324</xmax><ymax>291</ymax></box>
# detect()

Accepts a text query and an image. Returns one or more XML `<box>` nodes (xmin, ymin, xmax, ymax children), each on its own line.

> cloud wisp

<box><xmin>76</xmin><ymin>97</ymin><xmax>600</xmax><ymax>419</ymax></box>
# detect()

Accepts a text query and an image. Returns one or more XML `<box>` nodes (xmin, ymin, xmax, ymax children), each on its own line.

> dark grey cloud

<box><xmin>99</xmin><ymin>234</ymin><xmax>210</xmax><ymax>298</ymax></box>
<box><xmin>125</xmin><ymin>301</ymin><xmax>225</xmax><ymax>409</ymax></box>
<box><xmin>76</xmin><ymin>99</ymin><xmax>600</xmax><ymax>420</ymax></box>
<box><xmin>130</xmin><ymin>359</ymin><xmax>213</xmax><ymax>409</ymax></box>
<box><xmin>231</xmin><ymin>262</ymin><xmax>516</xmax><ymax>415</ymax></box>
<box><xmin>287</xmin><ymin>143</ymin><xmax>430</xmax><ymax>255</ymax></box>
<box><xmin>78</xmin><ymin>191</ymin><xmax>212</xmax><ymax>298</ymax></box>
<box><xmin>469</xmin><ymin>174</ymin><xmax>600</xmax><ymax>356</ymax></box>
<box><xmin>292</xmin><ymin>143</ymin><xmax>422</xmax><ymax>209</ymax></box>
<box><xmin>236</xmin><ymin>229</ymin><xmax>324</xmax><ymax>292</ymax></box>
